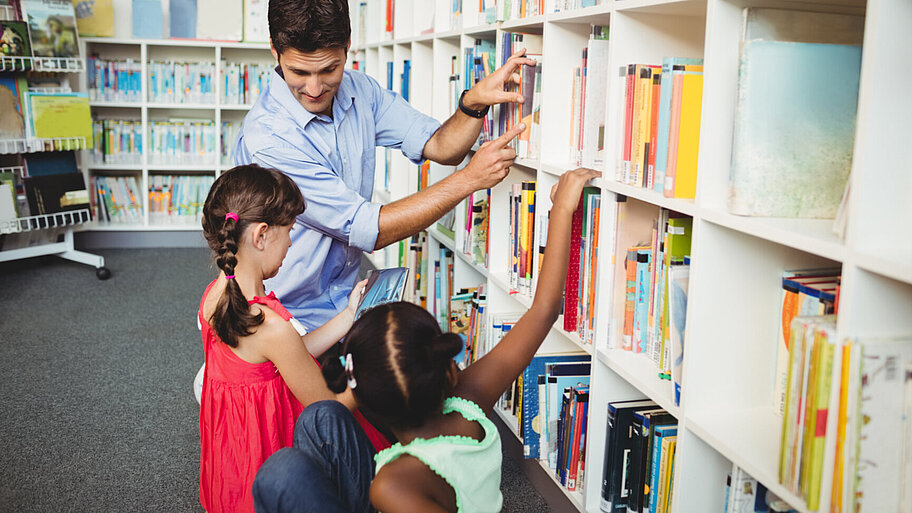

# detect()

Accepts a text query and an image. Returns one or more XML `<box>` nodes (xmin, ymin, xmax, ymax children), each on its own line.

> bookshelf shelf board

<box><xmin>218</xmin><ymin>104</ymin><xmax>255</xmax><ymax>111</ymax></box>
<box><xmin>500</xmin><ymin>15</ymin><xmax>547</xmax><ymax>32</ymax></box>
<box><xmin>513</xmin><ymin>157</ymin><xmax>539</xmax><ymax>171</ymax></box>
<box><xmin>492</xmin><ymin>406</ymin><xmax>519</xmax><ymax>438</ymax></box>
<box><xmin>0</xmin><ymin>137</ymin><xmax>88</xmax><ymax>155</ymax></box>
<box><xmin>1</xmin><ymin>210</ymin><xmax>91</xmax><ymax>235</ymax></box>
<box><xmin>699</xmin><ymin>208</ymin><xmax>846</xmax><ymax>263</ymax></box>
<box><xmin>434</xmin><ymin>29</ymin><xmax>462</xmax><ymax>41</ymax></box>
<box><xmin>596</xmin><ymin>347</ymin><xmax>680</xmax><ymax>418</ymax></box>
<box><xmin>426</xmin><ymin>225</ymin><xmax>456</xmax><ymax>252</ymax></box>
<box><xmin>373</xmin><ymin>188</ymin><xmax>391</xmax><ymax>204</ymax></box>
<box><xmin>463</xmin><ymin>24</ymin><xmax>498</xmax><ymax>38</ymax></box>
<box><xmin>146</xmin><ymin>102</ymin><xmax>217</xmax><ymax>110</ymax></box>
<box><xmin>541</xmin><ymin>162</ymin><xmax>571</xmax><ymax>178</ymax></box>
<box><xmin>147</xmin><ymin>164</ymin><xmax>217</xmax><ymax>172</ymax></box>
<box><xmin>534</xmin><ymin>458</ymin><xmax>586</xmax><ymax>511</ymax></box>
<box><xmin>552</xmin><ymin>315</ymin><xmax>593</xmax><ymax>354</ymax></box>
<box><xmin>82</xmin><ymin>37</ymin><xmax>270</xmax><ymax>50</ymax></box>
<box><xmin>89</xmin><ymin>101</ymin><xmax>142</xmax><ymax>108</ymax></box>
<box><xmin>85</xmin><ymin>163</ymin><xmax>144</xmax><ymax>171</ymax></box>
<box><xmin>614</xmin><ymin>0</ymin><xmax>709</xmax><ymax>17</ymax></box>
<box><xmin>548</xmin><ymin>5</ymin><xmax>613</xmax><ymax>24</ymax></box>
<box><xmin>454</xmin><ymin>249</ymin><xmax>489</xmax><ymax>278</ymax></box>
<box><xmin>597</xmin><ymin>178</ymin><xmax>698</xmax><ymax>216</ymax></box>
<box><xmin>686</xmin><ymin>408</ymin><xmax>814</xmax><ymax>513</ymax></box>
<box><xmin>853</xmin><ymin>251</ymin><xmax>912</xmax><ymax>287</ymax></box>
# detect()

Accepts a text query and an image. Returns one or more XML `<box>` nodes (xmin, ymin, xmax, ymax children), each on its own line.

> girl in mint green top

<box><xmin>322</xmin><ymin>168</ymin><xmax>601</xmax><ymax>513</ymax></box>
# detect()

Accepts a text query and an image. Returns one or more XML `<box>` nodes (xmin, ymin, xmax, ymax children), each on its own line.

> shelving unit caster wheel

<box><xmin>96</xmin><ymin>267</ymin><xmax>112</xmax><ymax>280</ymax></box>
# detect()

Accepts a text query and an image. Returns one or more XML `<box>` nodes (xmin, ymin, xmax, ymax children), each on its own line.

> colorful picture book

<box><xmin>0</xmin><ymin>76</ymin><xmax>27</xmax><ymax>138</ymax></box>
<box><xmin>0</xmin><ymin>20</ymin><xmax>31</xmax><ymax>60</ymax></box>
<box><xmin>21</xmin><ymin>0</ymin><xmax>79</xmax><ymax>58</ymax></box>
<box><xmin>73</xmin><ymin>0</ymin><xmax>113</xmax><ymax>37</ymax></box>
<box><xmin>26</xmin><ymin>91</ymin><xmax>93</xmax><ymax>142</ymax></box>
<box><xmin>131</xmin><ymin>0</ymin><xmax>163</xmax><ymax>39</ymax></box>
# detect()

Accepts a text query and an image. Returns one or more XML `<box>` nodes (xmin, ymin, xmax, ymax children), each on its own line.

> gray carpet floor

<box><xmin>0</xmin><ymin>248</ymin><xmax>550</xmax><ymax>512</ymax></box>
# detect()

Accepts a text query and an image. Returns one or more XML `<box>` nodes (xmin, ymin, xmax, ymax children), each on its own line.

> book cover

<box><xmin>581</xmin><ymin>33</ymin><xmax>609</xmax><ymax>168</ymax></box>
<box><xmin>648</xmin><ymin>424</ymin><xmax>678</xmax><ymax>513</ymax></box>
<box><xmin>522</xmin><ymin>353</ymin><xmax>590</xmax><ymax>460</ymax></box>
<box><xmin>563</xmin><ymin>193</ymin><xmax>585</xmax><ymax>332</ymax></box>
<box><xmin>545</xmin><ymin>364</ymin><xmax>591</xmax><ymax>468</ymax></box>
<box><xmin>169</xmin><ymin>0</ymin><xmax>197</xmax><ymax>39</ymax></box>
<box><xmin>0</xmin><ymin>20</ymin><xmax>32</xmax><ymax>60</ymax></box>
<box><xmin>72</xmin><ymin>0</ymin><xmax>113</xmax><ymax>37</ymax></box>
<box><xmin>629</xmin><ymin>409</ymin><xmax>675</xmax><ymax>513</ymax></box>
<box><xmin>727</xmin><ymin>41</ymin><xmax>861</xmax><ymax>218</ymax></box>
<box><xmin>132</xmin><ymin>0</ymin><xmax>162</xmax><ymax>39</ymax></box>
<box><xmin>354</xmin><ymin>267</ymin><xmax>409</xmax><ymax>319</ymax></box>
<box><xmin>668</xmin><ymin>265</ymin><xmax>689</xmax><ymax>407</ymax></box>
<box><xmin>243</xmin><ymin>0</ymin><xmax>268</xmax><ymax>42</ymax></box>
<box><xmin>23</xmin><ymin>151</ymin><xmax>79</xmax><ymax>176</ymax></box>
<box><xmin>611</xmin><ymin>197</ymin><xmax>657</xmax><ymax>349</ymax></box>
<box><xmin>24</xmin><ymin>172</ymin><xmax>89</xmax><ymax>215</ymax></box>
<box><xmin>196</xmin><ymin>0</ymin><xmax>242</xmax><ymax>41</ymax></box>
<box><xmin>600</xmin><ymin>399</ymin><xmax>657</xmax><ymax>512</ymax></box>
<box><xmin>27</xmin><ymin>92</ymin><xmax>93</xmax><ymax>142</ymax></box>
<box><xmin>0</xmin><ymin>76</ymin><xmax>26</xmax><ymax>138</ymax></box>
<box><xmin>653</xmin><ymin>58</ymin><xmax>703</xmax><ymax>193</ymax></box>
<box><xmin>667</xmin><ymin>72</ymin><xmax>702</xmax><ymax>199</ymax></box>
<box><xmin>21</xmin><ymin>0</ymin><xmax>79</xmax><ymax>58</ymax></box>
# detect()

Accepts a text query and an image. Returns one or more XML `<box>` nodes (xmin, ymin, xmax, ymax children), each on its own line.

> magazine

<box><xmin>354</xmin><ymin>267</ymin><xmax>410</xmax><ymax>319</ymax></box>
<box><xmin>21</xmin><ymin>0</ymin><xmax>79</xmax><ymax>58</ymax></box>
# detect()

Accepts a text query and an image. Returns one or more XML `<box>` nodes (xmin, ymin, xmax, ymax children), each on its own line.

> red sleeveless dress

<box><xmin>198</xmin><ymin>280</ymin><xmax>390</xmax><ymax>513</ymax></box>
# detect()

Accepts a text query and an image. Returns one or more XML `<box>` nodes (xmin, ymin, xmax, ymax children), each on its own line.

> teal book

<box><xmin>727</xmin><ymin>41</ymin><xmax>861</xmax><ymax>218</ymax></box>
<box><xmin>653</xmin><ymin>57</ymin><xmax>703</xmax><ymax>193</ymax></box>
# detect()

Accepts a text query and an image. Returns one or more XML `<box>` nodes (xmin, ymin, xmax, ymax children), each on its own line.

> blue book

<box><xmin>522</xmin><ymin>353</ymin><xmax>590</xmax><ymax>460</ymax></box>
<box><xmin>633</xmin><ymin>249</ymin><xmax>651</xmax><ymax>353</ymax></box>
<box><xmin>545</xmin><ymin>367</ymin><xmax>591</xmax><ymax>468</ymax></box>
<box><xmin>132</xmin><ymin>0</ymin><xmax>163</xmax><ymax>39</ymax></box>
<box><xmin>648</xmin><ymin>424</ymin><xmax>678</xmax><ymax>513</ymax></box>
<box><xmin>169</xmin><ymin>0</ymin><xmax>197</xmax><ymax>39</ymax></box>
<box><xmin>653</xmin><ymin>57</ymin><xmax>703</xmax><ymax>192</ymax></box>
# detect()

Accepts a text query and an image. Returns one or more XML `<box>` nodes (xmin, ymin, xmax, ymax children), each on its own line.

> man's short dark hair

<box><xmin>269</xmin><ymin>0</ymin><xmax>351</xmax><ymax>55</ymax></box>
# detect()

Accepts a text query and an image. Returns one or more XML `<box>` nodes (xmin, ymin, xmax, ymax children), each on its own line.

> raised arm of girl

<box><xmin>455</xmin><ymin>168</ymin><xmax>601</xmax><ymax>412</ymax></box>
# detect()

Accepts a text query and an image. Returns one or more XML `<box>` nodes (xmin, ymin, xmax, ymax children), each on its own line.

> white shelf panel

<box><xmin>700</xmin><ymin>208</ymin><xmax>846</xmax><ymax>263</ymax></box>
<box><xmin>513</xmin><ymin>156</ymin><xmax>540</xmax><ymax>171</ymax></box>
<box><xmin>686</xmin><ymin>407</ymin><xmax>813</xmax><ymax>513</ymax></box>
<box><xmin>598</xmin><ymin>177</ymin><xmax>698</xmax><ymax>216</ymax></box>
<box><xmin>501</xmin><ymin>15</ymin><xmax>547</xmax><ymax>31</ymax></box>
<box><xmin>147</xmin><ymin>164</ymin><xmax>217</xmax><ymax>172</ymax></box>
<box><xmin>146</xmin><ymin>102</ymin><xmax>217</xmax><ymax>110</ymax></box>
<box><xmin>454</xmin><ymin>248</ymin><xmax>489</xmax><ymax>277</ymax></box>
<box><xmin>82</xmin><ymin>37</ymin><xmax>270</xmax><ymax>50</ymax></box>
<box><xmin>596</xmin><ymin>347</ymin><xmax>680</xmax><ymax>418</ymax></box>
<box><xmin>218</xmin><ymin>104</ymin><xmax>255</xmax><ymax>111</ymax></box>
<box><xmin>89</xmin><ymin>101</ymin><xmax>143</xmax><ymax>108</ymax></box>
<box><xmin>853</xmin><ymin>251</ymin><xmax>912</xmax><ymax>287</ymax></box>
<box><xmin>85</xmin><ymin>162</ymin><xmax>144</xmax><ymax>171</ymax></box>
<box><xmin>549</xmin><ymin>5</ymin><xmax>613</xmax><ymax>23</ymax></box>
<box><xmin>426</xmin><ymin>225</ymin><xmax>456</xmax><ymax>252</ymax></box>
<box><xmin>614</xmin><ymin>0</ymin><xmax>708</xmax><ymax>16</ymax></box>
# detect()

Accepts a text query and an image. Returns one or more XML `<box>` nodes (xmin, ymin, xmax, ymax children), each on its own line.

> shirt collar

<box><xmin>270</xmin><ymin>66</ymin><xmax>355</xmax><ymax>126</ymax></box>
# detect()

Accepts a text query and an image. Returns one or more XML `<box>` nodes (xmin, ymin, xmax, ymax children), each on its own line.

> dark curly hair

<box><xmin>323</xmin><ymin>302</ymin><xmax>463</xmax><ymax>429</ymax></box>
<box><xmin>268</xmin><ymin>0</ymin><xmax>351</xmax><ymax>55</ymax></box>
<box><xmin>201</xmin><ymin>164</ymin><xmax>304</xmax><ymax>347</ymax></box>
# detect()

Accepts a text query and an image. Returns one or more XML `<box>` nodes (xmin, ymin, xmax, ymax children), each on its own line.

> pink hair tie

<box><xmin>225</xmin><ymin>212</ymin><xmax>239</xmax><ymax>222</ymax></box>
<box><xmin>225</xmin><ymin>275</ymin><xmax>235</xmax><ymax>280</ymax></box>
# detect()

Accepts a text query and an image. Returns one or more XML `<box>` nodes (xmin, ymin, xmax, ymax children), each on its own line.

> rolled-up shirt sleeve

<box><xmin>252</xmin><ymin>146</ymin><xmax>381</xmax><ymax>252</ymax></box>
<box><xmin>369</xmin><ymin>75</ymin><xmax>441</xmax><ymax>165</ymax></box>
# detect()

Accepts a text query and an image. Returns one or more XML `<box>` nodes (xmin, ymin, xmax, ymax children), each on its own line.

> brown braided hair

<box><xmin>201</xmin><ymin>164</ymin><xmax>305</xmax><ymax>347</ymax></box>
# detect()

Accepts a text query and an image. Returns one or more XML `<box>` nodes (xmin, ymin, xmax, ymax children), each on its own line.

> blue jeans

<box><xmin>253</xmin><ymin>401</ymin><xmax>377</xmax><ymax>513</ymax></box>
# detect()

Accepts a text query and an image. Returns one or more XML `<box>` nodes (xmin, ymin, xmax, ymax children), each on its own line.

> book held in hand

<box><xmin>354</xmin><ymin>267</ymin><xmax>410</xmax><ymax>319</ymax></box>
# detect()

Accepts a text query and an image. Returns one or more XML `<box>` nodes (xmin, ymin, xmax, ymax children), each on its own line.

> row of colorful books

<box><xmin>450</xmin><ymin>284</ymin><xmax>487</xmax><ymax>367</ymax></box>
<box><xmin>86</xmin><ymin>57</ymin><xmax>143</xmax><ymax>103</ymax></box>
<box><xmin>148</xmin><ymin>61</ymin><xmax>216</xmax><ymax>105</ymax></box>
<box><xmin>553</xmin><ymin>0</ymin><xmax>605</xmax><ymax>12</ymax></box>
<box><xmin>463</xmin><ymin>39</ymin><xmax>497</xmax><ymax>145</ymax></box>
<box><xmin>778</xmin><ymin>318</ymin><xmax>911</xmax><ymax>513</ymax></box>
<box><xmin>725</xmin><ymin>464</ymin><xmax>797</xmax><ymax>513</ymax></box>
<box><xmin>0</xmin><ymin>0</ymin><xmax>80</xmax><ymax>63</ymax></box>
<box><xmin>600</xmin><ymin>399</ymin><xmax>676</xmax><ymax>513</ymax></box>
<box><xmin>569</xmin><ymin>25</ymin><xmax>609</xmax><ymax>168</ymax></box>
<box><xmin>499</xmin><ymin>32</ymin><xmax>542</xmax><ymax>160</ymax></box>
<box><xmin>221</xmin><ymin>61</ymin><xmax>272</xmax><ymax>105</ymax></box>
<box><xmin>92</xmin><ymin>175</ymin><xmax>143</xmax><ymax>224</ymax></box>
<box><xmin>0</xmin><ymin>77</ymin><xmax>93</xmax><ymax>143</ymax></box>
<box><xmin>616</xmin><ymin>58</ymin><xmax>704</xmax><ymax>199</ymax></box>
<box><xmin>91</xmin><ymin>120</ymin><xmax>142</xmax><ymax>165</ymax></box>
<box><xmin>508</xmin><ymin>181</ymin><xmax>537</xmax><ymax>296</ymax></box>
<box><xmin>147</xmin><ymin>174</ymin><xmax>214</xmax><ymax>224</ymax></box>
<box><xmin>147</xmin><ymin>119</ymin><xmax>218</xmax><ymax>165</ymax></box>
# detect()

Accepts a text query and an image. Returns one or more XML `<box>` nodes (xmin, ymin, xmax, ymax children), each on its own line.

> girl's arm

<box><xmin>455</xmin><ymin>168</ymin><xmax>602</xmax><ymax>412</ymax></box>
<box><xmin>300</xmin><ymin>279</ymin><xmax>368</xmax><ymax>357</ymax></box>
<box><xmin>258</xmin><ymin>313</ymin><xmax>336</xmax><ymax>406</ymax></box>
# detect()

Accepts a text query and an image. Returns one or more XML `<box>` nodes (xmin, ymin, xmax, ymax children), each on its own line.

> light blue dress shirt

<box><xmin>233</xmin><ymin>68</ymin><xmax>441</xmax><ymax>329</ymax></box>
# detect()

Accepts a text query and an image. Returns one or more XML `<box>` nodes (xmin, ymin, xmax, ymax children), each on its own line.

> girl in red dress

<box><xmin>197</xmin><ymin>164</ymin><xmax>385</xmax><ymax>513</ymax></box>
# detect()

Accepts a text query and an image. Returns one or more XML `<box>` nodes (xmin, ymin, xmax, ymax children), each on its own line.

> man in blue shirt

<box><xmin>234</xmin><ymin>0</ymin><xmax>534</xmax><ymax>330</ymax></box>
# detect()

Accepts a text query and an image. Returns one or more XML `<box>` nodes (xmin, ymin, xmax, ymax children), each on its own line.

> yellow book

<box><xmin>672</xmin><ymin>73</ymin><xmax>703</xmax><ymax>199</ymax></box>
<box><xmin>664</xmin><ymin>440</ymin><xmax>676</xmax><ymax>513</ymax></box>
<box><xmin>631</xmin><ymin>65</ymin><xmax>654</xmax><ymax>187</ymax></box>
<box><xmin>28</xmin><ymin>93</ymin><xmax>93</xmax><ymax>143</ymax></box>
<box><xmin>72</xmin><ymin>0</ymin><xmax>114</xmax><ymax>37</ymax></box>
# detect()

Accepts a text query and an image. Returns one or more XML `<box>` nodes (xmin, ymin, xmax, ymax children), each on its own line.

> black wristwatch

<box><xmin>458</xmin><ymin>90</ymin><xmax>489</xmax><ymax>119</ymax></box>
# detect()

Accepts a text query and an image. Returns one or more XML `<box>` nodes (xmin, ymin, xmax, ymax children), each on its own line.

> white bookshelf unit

<box><xmin>351</xmin><ymin>0</ymin><xmax>912</xmax><ymax>512</ymax></box>
<box><xmin>77</xmin><ymin>37</ymin><xmax>273</xmax><ymax>231</ymax></box>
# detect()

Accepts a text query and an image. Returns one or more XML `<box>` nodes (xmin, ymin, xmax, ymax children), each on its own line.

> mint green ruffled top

<box><xmin>374</xmin><ymin>396</ymin><xmax>503</xmax><ymax>513</ymax></box>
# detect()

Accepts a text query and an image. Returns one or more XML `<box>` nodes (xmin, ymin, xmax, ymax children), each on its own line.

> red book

<box><xmin>646</xmin><ymin>72</ymin><xmax>662</xmax><ymax>189</ymax></box>
<box><xmin>622</xmin><ymin>64</ymin><xmax>636</xmax><ymax>178</ymax></box>
<box><xmin>563</xmin><ymin>195</ymin><xmax>585</xmax><ymax>332</ymax></box>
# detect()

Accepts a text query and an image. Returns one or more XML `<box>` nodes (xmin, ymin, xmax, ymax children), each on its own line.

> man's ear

<box><xmin>269</xmin><ymin>40</ymin><xmax>279</xmax><ymax>62</ymax></box>
<box><xmin>250</xmin><ymin>222</ymin><xmax>269</xmax><ymax>250</ymax></box>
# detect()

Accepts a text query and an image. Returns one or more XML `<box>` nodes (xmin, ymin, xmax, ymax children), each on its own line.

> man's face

<box><xmin>273</xmin><ymin>46</ymin><xmax>347</xmax><ymax>117</ymax></box>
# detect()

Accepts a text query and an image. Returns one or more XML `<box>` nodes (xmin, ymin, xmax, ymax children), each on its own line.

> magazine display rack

<box><xmin>0</xmin><ymin>166</ymin><xmax>109</xmax><ymax>279</ymax></box>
